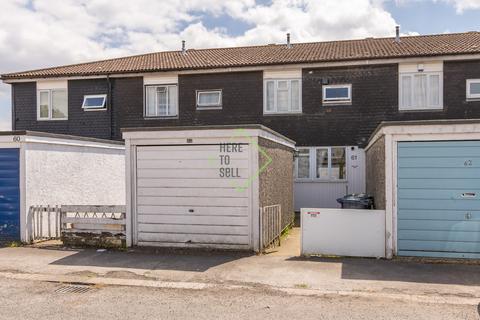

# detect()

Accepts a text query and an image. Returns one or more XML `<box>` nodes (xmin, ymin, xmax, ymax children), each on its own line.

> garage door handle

<box><xmin>461</xmin><ymin>192</ymin><xmax>476</xmax><ymax>198</ymax></box>
<box><xmin>189</xmin><ymin>209</ymin><xmax>194</xmax><ymax>213</ymax></box>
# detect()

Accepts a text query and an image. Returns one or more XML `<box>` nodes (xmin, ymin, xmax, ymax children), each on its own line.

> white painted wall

<box><xmin>23</xmin><ymin>140</ymin><xmax>125</xmax><ymax>241</ymax></box>
<box><xmin>301</xmin><ymin>208</ymin><xmax>386</xmax><ymax>258</ymax></box>
<box><xmin>294</xmin><ymin>147</ymin><xmax>365</xmax><ymax>210</ymax></box>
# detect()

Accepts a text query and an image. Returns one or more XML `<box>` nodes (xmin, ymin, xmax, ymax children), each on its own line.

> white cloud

<box><xmin>396</xmin><ymin>0</ymin><xmax>480</xmax><ymax>13</ymax></box>
<box><xmin>443</xmin><ymin>0</ymin><xmax>480</xmax><ymax>13</ymax></box>
<box><xmin>0</xmin><ymin>0</ymin><xmax>402</xmax><ymax>128</ymax></box>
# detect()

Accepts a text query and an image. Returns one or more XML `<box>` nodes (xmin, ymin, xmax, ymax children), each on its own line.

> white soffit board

<box><xmin>263</xmin><ymin>69</ymin><xmax>302</xmax><ymax>79</ymax></box>
<box><xmin>144</xmin><ymin>73</ymin><xmax>178</xmax><ymax>85</ymax></box>
<box><xmin>399</xmin><ymin>61</ymin><xmax>443</xmax><ymax>73</ymax></box>
<box><xmin>36</xmin><ymin>80</ymin><xmax>68</xmax><ymax>90</ymax></box>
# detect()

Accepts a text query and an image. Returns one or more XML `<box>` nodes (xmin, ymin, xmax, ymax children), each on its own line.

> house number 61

<box><xmin>464</xmin><ymin>160</ymin><xmax>473</xmax><ymax>166</ymax></box>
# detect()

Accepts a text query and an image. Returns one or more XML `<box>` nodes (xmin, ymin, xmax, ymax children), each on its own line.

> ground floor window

<box><xmin>295</xmin><ymin>147</ymin><xmax>347</xmax><ymax>181</ymax></box>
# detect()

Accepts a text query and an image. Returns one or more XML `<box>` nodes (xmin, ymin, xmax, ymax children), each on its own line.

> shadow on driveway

<box><xmin>48</xmin><ymin>247</ymin><xmax>252</xmax><ymax>272</ymax></box>
<box><xmin>287</xmin><ymin>256</ymin><xmax>480</xmax><ymax>286</ymax></box>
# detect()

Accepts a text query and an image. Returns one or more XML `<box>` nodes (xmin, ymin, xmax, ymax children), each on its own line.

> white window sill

<box><xmin>197</xmin><ymin>106</ymin><xmax>222</xmax><ymax>110</ymax></box>
<box><xmin>295</xmin><ymin>179</ymin><xmax>348</xmax><ymax>183</ymax></box>
<box><xmin>398</xmin><ymin>106</ymin><xmax>443</xmax><ymax>112</ymax></box>
<box><xmin>37</xmin><ymin>118</ymin><xmax>68</xmax><ymax>121</ymax></box>
<box><xmin>466</xmin><ymin>98</ymin><xmax>480</xmax><ymax>102</ymax></box>
<box><xmin>263</xmin><ymin>111</ymin><xmax>302</xmax><ymax>116</ymax></box>
<box><xmin>144</xmin><ymin>115</ymin><xmax>178</xmax><ymax>120</ymax></box>
<box><xmin>83</xmin><ymin>108</ymin><xmax>107</xmax><ymax>112</ymax></box>
<box><xmin>322</xmin><ymin>101</ymin><xmax>352</xmax><ymax>106</ymax></box>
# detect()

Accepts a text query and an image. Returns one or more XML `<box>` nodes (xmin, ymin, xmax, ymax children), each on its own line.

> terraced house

<box><xmin>2</xmin><ymin>30</ymin><xmax>480</xmax><ymax>210</ymax></box>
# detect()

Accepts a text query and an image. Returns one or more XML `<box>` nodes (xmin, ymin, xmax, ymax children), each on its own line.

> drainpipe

<box><xmin>11</xmin><ymin>84</ymin><xmax>15</xmax><ymax>131</ymax></box>
<box><xmin>107</xmin><ymin>75</ymin><xmax>113</xmax><ymax>139</ymax></box>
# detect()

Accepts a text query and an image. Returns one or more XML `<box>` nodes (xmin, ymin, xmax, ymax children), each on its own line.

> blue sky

<box><xmin>0</xmin><ymin>0</ymin><xmax>479</xmax><ymax>130</ymax></box>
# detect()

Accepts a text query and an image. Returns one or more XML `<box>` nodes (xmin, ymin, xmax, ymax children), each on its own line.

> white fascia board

<box><xmin>399</xmin><ymin>61</ymin><xmax>443</xmax><ymax>73</ymax></box>
<box><xmin>123</xmin><ymin>128</ymin><xmax>295</xmax><ymax>149</ymax></box>
<box><xmin>23</xmin><ymin>135</ymin><xmax>125</xmax><ymax>150</ymax></box>
<box><xmin>5</xmin><ymin>53</ymin><xmax>480</xmax><ymax>84</ymax></box>
<box><xmin>366</xmin><ymin>121</ymin><xmax>480</xmax><ymax>150</ymax></box>
<box><xmin>263</xmin><ymin>69</ymin><xmax>302</xmax><ymax>79</ymax></box>
<box><xmin>36</xmin><ymin>79</ymin><xmax>68</xmax><ymax>90</ymax></box>
<box><xmin>143</xmin><ymin>73</ymin><xmax>178</xmax><ymax>85</ymax></box>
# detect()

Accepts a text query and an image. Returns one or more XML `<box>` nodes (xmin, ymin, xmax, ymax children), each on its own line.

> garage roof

<box><xmin>2</xmin><ymin>31</ymin><xmax>480</xmax><ymax>80</ymax></box>
<box><xmin>0</xmin><ymin>130</ymin><xmax>125</xmax><ymax>145</ymax></box>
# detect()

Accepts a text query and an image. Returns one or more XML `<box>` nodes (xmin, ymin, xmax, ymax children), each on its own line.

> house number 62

<box><xmin>464</xmin><ymin>160</ymin><xmax>473</xmax><ymax>166</ymax></box>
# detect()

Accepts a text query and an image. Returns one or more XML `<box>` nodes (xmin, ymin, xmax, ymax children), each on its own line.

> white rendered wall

<box><xmin>24</xmin><ymin>142</ymin><xmax>125</xmax><ymax>241</ymax></box>
<box><xmin>301</xmin><ymin>208</ymin><xmax>386</xmax><ymax>258</ymax></box>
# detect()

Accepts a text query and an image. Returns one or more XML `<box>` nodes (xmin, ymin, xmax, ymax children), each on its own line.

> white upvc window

<box><xmin>82</xmin><ymin>94</ymin><xmax>107</xmax><ymax>110</ymax></box>
<box><xmin>399</xmin><ymin>72</ymin><xmax>443</xmax><ymax>110</ymax></box>
<box><xmin>196</xmin><ymin>90</ymin><xmax>222</xmax><ymax>109</ymax></box>
<box><xmin>37</xmin><ymin>89</ymin><xmax>68</xmax><ymax>120</ymax></box>
<box><xmin>466</xmin><ymin>79</ymin><xmax>480</xmax><ymax>100</ymax></box>
<box><xmin>264</xmin><ymin>79</ymin><xmax>301</xmax><ymax>114</ymax></box>
<box><xmin>322</xmin><ymin>84</ymin><xmax>352</xmax><ymax>104</ymax></box>
<box><xmin>144</xmin><ymin>85</ymin><xmax>178</xmax><ymax>117</ymax></box>
<box><xmin>295</xmin><ymin>147</ymin><xmax>347</xmax><ymax>181</ymax></box>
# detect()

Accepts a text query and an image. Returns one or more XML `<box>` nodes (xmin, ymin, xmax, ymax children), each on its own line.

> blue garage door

<box><xmin>397</xmin><ymin>141</ymin><xmax>480</xmax><ymax>258</ymax></box>
<box><xmin>0</xmin><ymin>148</ymin><xmax>20</xmax><ymax>245</ymax></box>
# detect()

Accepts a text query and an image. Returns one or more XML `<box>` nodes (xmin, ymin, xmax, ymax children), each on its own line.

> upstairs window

<box><xmin>196</xmin><ymin>90</ymin><xmax>222</xmax><ymax>109</ymax></box>
<box><xmin>37</xmin><ymin>89</ymin><xmax>68</xmax><ymax>120</ymax></box>
<box><xmin>264</xmin><ymin>79</ymin><xmax>301</xmax><ymax>114</ymax></box>
<box><xmin>295</xmin><ymin>147</ymin><xmax>347</xmax><ymax>181</ymax></box>
<box><xmin>82</xmin><ymin>94</ymin><xmax>107</xmax><ymax>110</ymax></box>
<box><xmin>145</xmin><ymin>85</ymin><xmax>178</xmax><ymax>117</ymax></box>
<box><xmin>467</xmin><ymin>79</ymin><xmax>480</xmax><ymax>100</ymax></box>
<box><xmin>399</xmin><ymin>62</ymin><xmax>443</xmax><ymax>111</ymax></box>
<box><xmin>322</xmin><ymin>84</ymin><xmax>352</xmax><ymax>104</ymax></box>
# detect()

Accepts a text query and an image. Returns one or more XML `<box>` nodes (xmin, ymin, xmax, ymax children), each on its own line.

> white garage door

<box><xmin>135</xmin><ymin>144</ymin><xmax>252</xmax><ymax>249</ymax></box>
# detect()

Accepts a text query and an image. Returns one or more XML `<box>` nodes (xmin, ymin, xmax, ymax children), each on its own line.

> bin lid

<box><xmin>336</xmin><ymin>193</ymin><xmax>373</xmax><ymax>203</ymax></box>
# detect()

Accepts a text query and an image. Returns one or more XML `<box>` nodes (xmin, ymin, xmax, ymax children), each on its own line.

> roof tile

<box><xmin>2</xmin><ymin>32</ymin><xmax>480</xmax><ymax>79</ymax></box>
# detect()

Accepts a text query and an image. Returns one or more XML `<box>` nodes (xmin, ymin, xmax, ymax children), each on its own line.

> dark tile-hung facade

<box><xmin>13</xmin><ymin>79</ymin><xmax>112</xmax><ymax>140</ymax></box>
<box><xmin>12</xmin><ymin>59</ymin><xmax>480</xmax><ymax>147</ymax></box>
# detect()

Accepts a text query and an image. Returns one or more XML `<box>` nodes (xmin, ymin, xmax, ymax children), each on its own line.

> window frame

<box><xmin>466</xmin><ymin>79</ymin><xmax>480</xmax><ymax>100</ymax></box>
<box><xmin>322</xmin><ymin>84</ymin><xmax>352</xmax><ymax>105</ymax></box>
<box><xmin>398</xmin><ymin>71</ymin><xmax>443</xmax><ymax>111</ymax></box>
<box><xmin>263</xmin><ymin>78</ymin><xmax>302</xmax><ymax>114</ymax></box>
<box><xmin>196</xmin><ymin>89</ymin><xmax>223</xmax><ymax>110</ymax></box>
<box><xmin>82</xmin><ymin>94</ymin><xmax>107</xmax><ymax>111</ymax></box>
<box><xmin>143</xmin><ymin>84</ymin><xmax>178</xmax><ymax>118</ymax></box>
<box><xmin>295</xmin><ymin>146</ymin><xmax>347</xmax><ymax>182</ymax></box>
<box><xmin>36</xmin><ymin>88</ymin><xmax>68</xmax><ymax>121</ymax></box>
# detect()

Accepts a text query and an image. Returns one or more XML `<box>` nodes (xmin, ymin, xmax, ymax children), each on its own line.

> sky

<box><xmin>1</xmin><ymin>0</ymin><xmax>480</xmax><ymax>130</ymax></box>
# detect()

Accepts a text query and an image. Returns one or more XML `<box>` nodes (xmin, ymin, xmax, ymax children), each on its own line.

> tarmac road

<box><xmin>0</xmin><ymin>278</ymin><xmax>478</xmax><ymax>320</ymax></box>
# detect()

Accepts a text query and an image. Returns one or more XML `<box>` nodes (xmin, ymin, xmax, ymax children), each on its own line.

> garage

<box><xmin>397</xmin><ymin>141</ymin><xmax>480</xmax><ymax>258</ymax></box>
<box><xmin>0</xmin><ymin>149</ymin><xmax>20</xmax><ymax>244</ymax></box>
<box><xmin>123</xmin><ymin>125</ymin><xmax>295</xmax><ymax>251</ymax></box>
<box><xmin>365</xmin><ymin>119</ymin><xmax>480</xmax><ymax>259</ymax></box>
<box><xmin>0</xmin><ymin>131</ymin><xmax>125</xmax><ymax>244</ymax></box>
